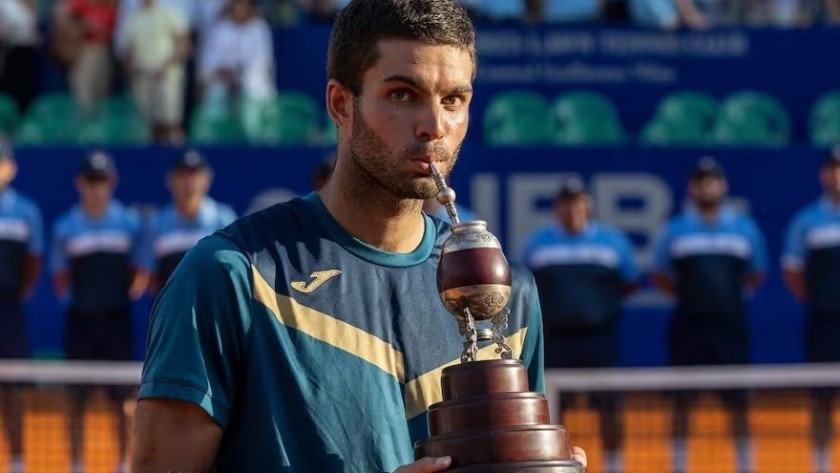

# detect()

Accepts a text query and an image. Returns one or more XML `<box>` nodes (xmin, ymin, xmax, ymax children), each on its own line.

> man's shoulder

<box><xmin>216</xmin><ymin>197</ymin><xmax>311</xmax><ymax>254</ymax></box>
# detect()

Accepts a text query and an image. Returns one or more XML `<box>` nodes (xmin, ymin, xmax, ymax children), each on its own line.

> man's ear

<box><xmin>326</xmin><ymin>79</ymin><xmax>353</xmax><ymax>130</ymax></box>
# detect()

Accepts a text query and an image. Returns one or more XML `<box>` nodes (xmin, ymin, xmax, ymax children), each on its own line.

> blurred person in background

<box><xmin>140</xmin><ymin>150</ymin><xmax>236</xmax><ymax>292</ymax></box>
<box><xmin>519</xmin><ymin>177</ymin><xmax>638</xmax><ymax>473</ymax></box>
<box><xmin>198</xmin><ymin>0</ymin><xmax>276</xmax><ymax>134</ymax></box>
<box><xmin>296</xmin><ymin>0</ymin><xmax>351</xmax><ymax>21</ymax></box>
<box><xmin>51</xmin><ymin>0</ymin><xmax>117</xmax><ymax>114</ymax></box>
<box><xmin>0</xmin><ymin>142</ymin><xmax>43</xmax><ymax>473</ymax></box>
<box><xmin>530</xmin><ymin>0</ymin><xmax>605</xmax><ymax>23</ymax></box>
<box><xmin>628</xmin><ymin>0</ymin><xmax>710</xmax><ymax>29</ymax></box>
<box><xmin>0</xmin><ymin>0</ymin><xmax>39</xmax><ymax>112</ymax></box>
<box><xmin>122</xmin><ymin>0</ymin><xmax>190</xmax><ymax>144</ymax></box>
<box><xmin>51</xmin><ymin>152</ymin><xmax>146</xmax><ymax>473</ymax></box>
<box><xmin>782</xmin><ymin>149</ymin><xmax>840</xmax><ymax>473</ymax></box>
<box><xmin>652</xmin><ymin>157</ymin><xmax>767</xmax><ymax>473</ymax></box>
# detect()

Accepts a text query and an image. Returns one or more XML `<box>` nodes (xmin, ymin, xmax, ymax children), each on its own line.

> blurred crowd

<box><xmin>0</xmin><ymin>0</ymin><xmax>838</xmax><ymax>145</ymax></box>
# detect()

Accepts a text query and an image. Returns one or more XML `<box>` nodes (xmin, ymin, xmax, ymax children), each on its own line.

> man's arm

<box><xmin>783</xmin><ymin>268</ymin><xmax>807</xmax><ymax>301</ymax></box>
<box><xmin>20</xmin><ymin>255</ymin><xmax>41</xmax><ymax>300</ymax></box>
<box><xmin>132</xmin><ymin>398</ymin><xmax>222</xmax><ymax>473</ymax></box>
<box><xmin>651</xmin><ymin>272</ymin><xmax>676</xmax><ymax>297</ymax></box>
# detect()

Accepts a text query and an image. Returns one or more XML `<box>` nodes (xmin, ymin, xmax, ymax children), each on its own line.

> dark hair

<box><xmin>327</xmin><ymin>0</ymin><xmax>476</xmax><ymax>95</ymax></box>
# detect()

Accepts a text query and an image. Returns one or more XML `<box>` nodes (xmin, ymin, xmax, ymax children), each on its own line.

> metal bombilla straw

<box><xmin>429</xmin><ymin>163</ymin><xmax>460</xmax><ymax>225</ymax></box>
<box><xmin>428</xmin><ymin>163</ymin><xmax>498</xmax><ymax>351</ymax></box>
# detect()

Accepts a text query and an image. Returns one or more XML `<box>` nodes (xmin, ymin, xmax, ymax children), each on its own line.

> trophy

<box><xmin>414</xmin><ymin>164</ymin><xmax>584</xmax><ymax>473</ymax></box>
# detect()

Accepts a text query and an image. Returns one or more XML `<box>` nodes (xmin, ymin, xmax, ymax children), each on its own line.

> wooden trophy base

<box><xmin>415</xmin><ymin>359</ymin><xmax>584</xmax><ymax>472</ymax></box>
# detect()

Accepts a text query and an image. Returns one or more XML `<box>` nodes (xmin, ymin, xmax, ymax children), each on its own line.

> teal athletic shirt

<box><xmin>139</xmin><ymin>192</ymin><xmax>545</xmax><ymax>473</ymax></box>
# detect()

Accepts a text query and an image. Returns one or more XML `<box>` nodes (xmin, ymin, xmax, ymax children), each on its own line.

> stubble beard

<box><xmin>348</xmin><ymin>101</ymin><xmax>460</xmax><ymax>202</ymax></box>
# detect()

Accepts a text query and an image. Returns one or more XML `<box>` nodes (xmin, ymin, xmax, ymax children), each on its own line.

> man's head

<box><xmin>554</xmin><ymin>177</ymin><xmax>591</xmax><ymax>234</ymax></box>
<box><xmin>820</xmin><ymin>147</ymin><xmax>840</xmax><ymax>199</ymax></box>
<box><xmin>75</xmin><ymin>151</ymin><xmax>117</xmax><ymax>210</ymax></box>
<box><xmin>230</xmin><ymin>0</ymin><xmax>255</xmax><ymax>23</ymax></box>
<box><xmin>688</xmin><ymin>157</ymin><xmax>728</xmax><ymax>210</ymax></box>
<box><xmin>167</xmin><ymin>150</ymin><xmax>213</xmax><ymax>206</ymax></box>
<box><xmin>0</xmin><ymin>142</ymin><xmax>18</xmax><ymax>192</ymax></box>
<box><xmin>325</xmin><ymin>0</ymin><xmax>476</xmax><ymax>201</ymax></box>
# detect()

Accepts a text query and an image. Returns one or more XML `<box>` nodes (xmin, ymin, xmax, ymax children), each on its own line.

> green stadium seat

<box><xmin>550</xmin><ymin>91</ymin><xmax>625</xmax><ymax>146</ymax></box>
<box><xmin>190</xmin><ymin>110</ymin><xmax>247</xmax><ymax>145</ymax></box>
<box><xmin>639</xmin><ymin>91</ymin><xmax>718</xmax><ymax>146</ymax></box>
<box><xmin>74</xmin><ymin>95</ymin><xmax>150</xmax><ymax>145</ymax></box>
<box><xmin>245</xmin><ymin>92</ymin><xmax>321</xmax><ymax>145</ymax></box>
<box><xmin>77</xmin><ymin>115</ymin><xmax>150</xmax><ymax>146</ymax></box>
<box><xmin>656</xmin><ymin>91</ymin><xmax>718</xmax><ymax>128</ymax></box>
<box><xmin>810</xmin><ymin>91</ymin><xmax>840</xmax><ymax>128</ymax></box>
<box><xmin>640</xmin><ymin>119</ymin><xmax>709</xmax><ymax>147</ymax></box>
<box><xmin>810</xmin><ymin>92</ymin><xmax>840</xmax><ymax>146</ymax></box>
<box><xmin>19</xmin><ymin>93</ymin><xmax>86</xmax><ymax>144</ymax></box>
<box><xmin>712</xmin><ymin>91</ymin><xmax>790</xmax><ymax>147</ymax></box>
<box><xmin>0</xmin><ymin>93</ymin><xmax>20</xmax><ymax>136</ymax></box>
<box><xmin>483</xmin><ymin>90</ymin><xmax>550</xmax><ymax>146</ymax></box>
<box><xmin>812</xmin><ymin>121</ymin><xmax>840</xmax><ymax>146</ymax></box>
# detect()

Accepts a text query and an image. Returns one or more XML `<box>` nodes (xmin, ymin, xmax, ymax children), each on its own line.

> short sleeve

<box><xmin>49</xmin><ymin>219</ymin><xmax>68</xmax><ymax>273</ymax></box>
<box><xmin>136</xmin><ymin>216</ymin><xmax>158</xmax><ymax>272</ymax></box>
<box><xmin>782</xmin><ymin>212</ymin><xmax>808</xmax><ymax>271</ymax></box>
<box><xmin>613</xmin><ymin>230</ymin><xmax>638</xmax><ymax>283</ymax></box>
<box><xmin>651</xmin><ymin>224</ymin><xmax>674</xmax><ymax>273</ymax></box>
<box><xmin>746</xmin><ymin>218</ymin><xmax>768</xmax><ymax>274</ymax></box>
<box><xmin>138</xmin><ymin>234</ymin><xmax>253</xmax><ymax>428</ymax></box>
<box><xmin>27</xmin><ymin>202</ymin><xmax>44</xmax><ymax>256</ymax></box>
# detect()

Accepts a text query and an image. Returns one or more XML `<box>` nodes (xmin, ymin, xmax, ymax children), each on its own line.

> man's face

<box><xmin>76</xmin><ymin>175</ymin><xmax>115</xmax><ymax>208</ymax></box>
<box><xmin>345</xmin><ymin>39</ymin><xmax>473</xmax><ymax>200</ymax></box>
<box><xmin>168</xmin><ymin>168</ymin><xmax>211</xmax><ymax>204</ymax></box>
<box><xmin>689</xmin><ymin>175</ymin><xmax>727</xmax><ymax>208</ymax></box>
<box><xmin>821</xmin><ymin>164</ymin><xmax>840</xmax><ymax>197</ymax></box>
<box><xmin>555</xmin><ymin>195</ymin><xmax>590</xmax><ymax>233</ymax></box>
<box><xmin>0</xmin><ymin>159</ymin><xmax>17</xmax><ymax>190</ymax></box>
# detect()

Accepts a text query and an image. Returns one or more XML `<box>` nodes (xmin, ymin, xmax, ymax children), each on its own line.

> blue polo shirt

<box><xmin>653</xmin><ymin>206</ymin><xmax>767</xmax><ymax>319</ymax></box>
<box><xmin>51</xmin><ymin>202</ymin><xmax>143</xmax><ymax>313</ymax></box>
<box><xmin>520</xmin><ymin>222</ymin><xmax>637</xmax><ymax>332</ymax></box>
<box><xmin>783</xmin><ymin>197</ymin><xmax>840</xmax><ymax>314</ymax></box>
<box><xmin>140</xmin><ymin>197</ymin><xmax>236</xmax><ymax>286</ymax></box>
<box><xmin>0</xmin><ymin>188</ymin><xmax>43</xmax><ymax>304</ymax></box>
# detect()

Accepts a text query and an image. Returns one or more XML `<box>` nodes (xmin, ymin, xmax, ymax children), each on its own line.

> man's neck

<box><xmin>697</xmin><ymin>204</ymin><xmax>721</xmax><ymax>223</ymax></box>
<box><xmin>175</xmin><ymin>198</ymin><xmax>202</xmax><ymax>220</ymax></box>
<box><xmin>826</xmin><ymin>192</ymin><xmax>840</xmax><ymax>208</ymax></box>
<box><xmin>82</xmin><ymin>203</ymin><xmax>108</xmax><ymax>220</ymax></box>
<box><xmin>317</xmin><ymin>168</ymin><xmax>426</xmax><ymax>254</ymax></box>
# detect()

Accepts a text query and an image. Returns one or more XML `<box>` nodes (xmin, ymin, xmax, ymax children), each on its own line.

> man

<box><xmin>140</xmin><ymin>150</ymin><xmax>236</xmax><ymax>290</ymax></box>
<box><xmin>781</xmin><ymin>149</ymin><xmax>840</xmax><ymax>473</ymax></box>
<box><xmin>520</xmin><ymin>177</ymin><xmax>637</xmax><ymax>473</ymax></box>
<box><xmin>122</xmin><ymin>0</ymin><xmax>190</xmax><ymax>143</ymax></box>
<box><xmin>51</xmin><ymin>151</ymin><xmax>146</xmax><ymax>473</ymax></box>
<box><xmin>0</xmin><ymin>143</ymin><xmax>43</xmax><ymax>473</ymax></box>
<box><xmin>131</xmin><ymin>1</ymin><xmax>586</xmax><ymax>472</ymax></box>
<box><xmin>652</xmin><ymin>157</ymin><xmax>767</xmax><ymax>473</ymax></box>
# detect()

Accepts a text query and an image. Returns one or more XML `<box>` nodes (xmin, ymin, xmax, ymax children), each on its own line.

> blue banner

<box><xmin>10</xmin><ymin>145</ymin><xmax>828</xmax><ymax>366</ymax></box>
<box><xmin>270</xmin><ymin>26</ymin><xmax>840</xmax><ymax>143</ymax></box>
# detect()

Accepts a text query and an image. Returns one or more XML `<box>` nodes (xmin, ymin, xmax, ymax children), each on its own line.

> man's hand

<box><xmin>395</xmin><ymin>447</ymin><xmax>587</xmax><ymax>472</ymax></box>
<box><xmin>394</xmin><ymin>457</ymin><xmax>451</xmax><ymax>473</ymax></box>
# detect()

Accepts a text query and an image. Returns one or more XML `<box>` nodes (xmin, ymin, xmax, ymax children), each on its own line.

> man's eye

<box><xmin>390</xmin><ymin>90</ymin><xmax>412</xmax><ymax>102</ymax></box>
<box><xmin>443</xmin><ymin>96</ymin><xmax>463</xmax><ymax>107</ymax></box>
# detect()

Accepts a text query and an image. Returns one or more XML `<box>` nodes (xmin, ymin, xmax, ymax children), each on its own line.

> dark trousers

<box><xmin>669</xmin><ymin>315</ymin><xmax>749</xmax><ymax>440</ymax></box>
<box><xmin>0</xmin><ymin>302</ymin><xmax>28</xmax><ymax>359</ymax></box>
<box><xmin>548</xmin><ymin>329</ymin><xmax>623</xmax><ymax>452</ymax></box>
<box><xmin>806</xmin><ymin>312</ymin><xmax>840</xmax><ymax>447</ymax></box>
